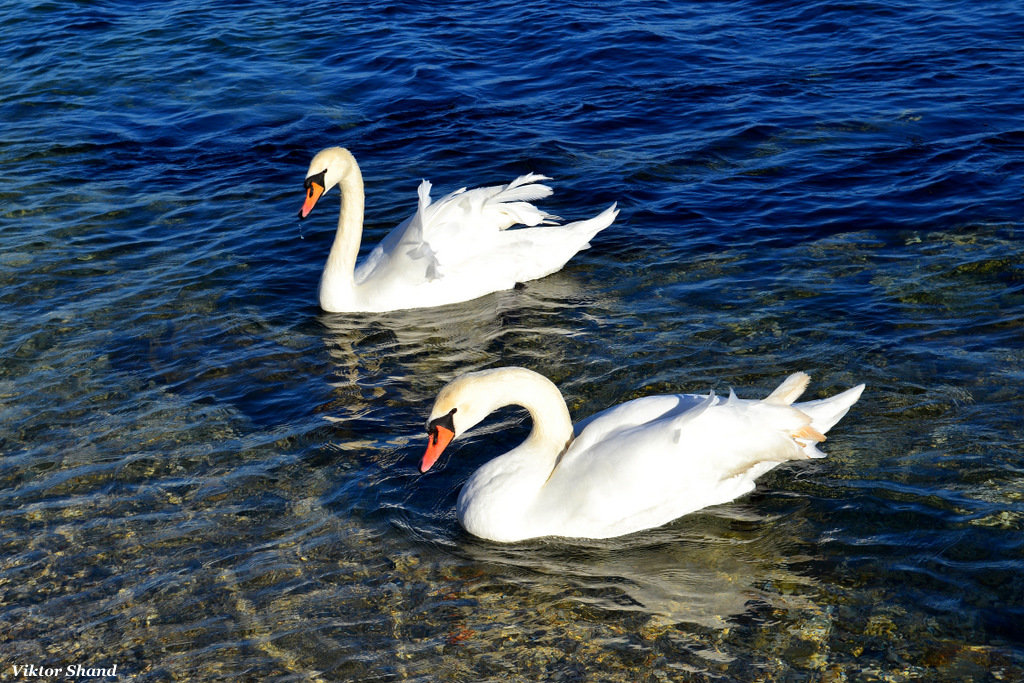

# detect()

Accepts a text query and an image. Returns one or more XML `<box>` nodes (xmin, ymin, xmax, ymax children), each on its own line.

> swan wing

<box><xmin>535</xmin><ymin>390</ymin><xmax>836</xmax><ymax>539</ymax></box>
<box><xmin>353</xmin><ymin>177</ymin><xmax>616</xmax><ymax>309</ymax></box>
<box><xmin>355</xmin><ymin>175</ymin><xmax>554</xmax><ymax>282</ymax></box>
<box><xmin>568</xmin><ymin>393</ymin><xmax>711</xmax><ymax>453</ymax></box>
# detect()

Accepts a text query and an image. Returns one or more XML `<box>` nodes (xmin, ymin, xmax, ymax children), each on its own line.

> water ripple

<box><xmin>3</xmin><ymin>0</ymin><xmax>1024</xmax><ymax>679</ymax></box>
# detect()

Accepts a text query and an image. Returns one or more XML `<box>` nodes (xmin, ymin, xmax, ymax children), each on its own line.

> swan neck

<box><xmin>321</xmin><ymin>161</ymin><xmax>365</xmax><ymax>296</ymax></box>
<box><xmin>452</xmin><ymin>369</ymin><xmax>575</xmax><ymax>542</ymax></box>
<box><xmin>523</xmin><ymin>391</ymin><xmax>573</xmax><ymax>455</ymax></box>
<box><xmin>494</xmin><ymin>369</ymin><xmax>574</xmax><ymax>459</ymax></box>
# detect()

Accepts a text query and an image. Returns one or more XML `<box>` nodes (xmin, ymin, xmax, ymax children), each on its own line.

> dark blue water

<box><xmin>3</xmin><ymin>1</ymin><xmax>1023</xmax><ymax>679</ymax></box>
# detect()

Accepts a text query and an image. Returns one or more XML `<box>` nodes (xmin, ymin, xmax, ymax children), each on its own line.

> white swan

<box><xmin>298</xmin><ymin>147</ymin><xmax>618</xmax><ymax>313</ymax></box>
<box><xmin>420</xmin><ymin>367</ymin><xmax>864</xmax><ymax>542</ymax></box>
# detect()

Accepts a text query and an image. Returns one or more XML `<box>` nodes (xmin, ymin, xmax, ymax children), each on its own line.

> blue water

<box><xmin>3</xmin><ymin>0</ymin><xmax>1024</xmax><ymax>679</ymax></box>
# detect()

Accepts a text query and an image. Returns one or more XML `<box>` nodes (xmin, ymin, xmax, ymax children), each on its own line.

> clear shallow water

<box><xmin>2</xmin><ymin>0</ymin><xmax>1023</xmax><ymax>680</ymax></box>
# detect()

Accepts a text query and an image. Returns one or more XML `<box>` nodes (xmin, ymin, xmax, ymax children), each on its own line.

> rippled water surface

<box><xmin>3</xmin><ymin>1</ymin><xmax>1024</xmax><ymax>680</ymax></box>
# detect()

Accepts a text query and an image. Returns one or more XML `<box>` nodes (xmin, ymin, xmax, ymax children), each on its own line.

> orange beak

<box><xmin>421</xmin><ymin>425</ymin><xmax>455</xmax><ymax>473</ymax></box>
<box><xmin>298</xmin><ymin>180</ymin><xmax>325</xmax><ymax>219</ymax></box>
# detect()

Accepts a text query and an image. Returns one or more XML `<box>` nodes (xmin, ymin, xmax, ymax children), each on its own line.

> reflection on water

<box><xmin>458</xmin><ymin>505</ymin><xmax>812</xmax><ymax>630</ymax></box>
<box><xmin>4</xmin><ymin>219</ymin><xmax>1024</xmax><ymax>679</ymax></box>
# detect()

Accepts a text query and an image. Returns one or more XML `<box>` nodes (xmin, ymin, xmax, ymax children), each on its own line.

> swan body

<box><xmin>420</xmin><ymin>367</ymin><xmax>864</xmax><ymax>543</ymax></box>
<box><xmin>298</xmin><ymin>147</ymin><xmax>618</xmax><ymax>313</ymax></box>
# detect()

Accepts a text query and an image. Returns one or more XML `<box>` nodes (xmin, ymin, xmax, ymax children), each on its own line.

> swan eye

<box><xmin>304</xmin><ymin>169</ymin><xmax>327</xmax><ymax>194</ymax></box>
<box><xmin>426</xmin><ymin>408</ymin><xmax>457</xmax><ymax>442</ymax></box>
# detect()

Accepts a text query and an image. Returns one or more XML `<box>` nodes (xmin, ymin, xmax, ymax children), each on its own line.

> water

<box><xmin>2</xmin><ymin>0</ymin><xmax>1023</xmax><ymax>679</ymax></box>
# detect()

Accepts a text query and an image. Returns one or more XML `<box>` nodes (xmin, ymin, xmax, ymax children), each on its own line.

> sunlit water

<box><xmin>3</xmin><ymin>1</ymin><xmax>1023</xmax><ymax>680</ymax></box>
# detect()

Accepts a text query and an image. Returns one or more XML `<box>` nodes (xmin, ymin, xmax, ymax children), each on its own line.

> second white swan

<box><xmin>298</xmin><ymin>147</ymin><xmax>618</xmax><ymax>313</ymax></box>
<box><xmin>420</xmin><ymin>367</ymin><xmax>864</xmax><ymax>542</ymax></box>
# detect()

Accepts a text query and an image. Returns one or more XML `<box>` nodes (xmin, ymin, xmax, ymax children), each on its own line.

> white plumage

<box><xmin>420</xmin><ymin>367</ymin><xmax>864</xmax><ymax>543</ymax></box>
<box><xmin>298</xmin><ymin>147</ymin><xmax>617</xmax><ymax>313</ymax></box>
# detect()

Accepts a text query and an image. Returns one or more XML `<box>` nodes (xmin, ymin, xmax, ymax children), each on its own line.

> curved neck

<box><xmin>473</xmin><ymin>368</ymin><xmax>575</xmax><ymax>460</ymax></box>
<box><xmin>319</xmin><ymin>154</ymin><xmax>365</xmax><ymax>305</ymax></box>
<box><xmin>451</xmin><ymin>368</ymin><xmax>575</xmax><ymax>541</ymax></box>
<box><xmin>520</xmin><ymin>376</ymin><xmax>574</xmax><ymax>456</ymax></box>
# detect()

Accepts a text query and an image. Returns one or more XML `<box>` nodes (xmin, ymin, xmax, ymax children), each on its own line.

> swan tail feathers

<box><xmin>797</xmin><ymin>383</ymin><xmax>865</xmax><ymax>435</ymax></box>
<box><xmin>558</xmin><ymin>203</ymin><xmax>618</xmax><ymax>243</ymax></box>
<box><xmin>798</xmin><ymin>443</ymin><xmax>828</xmax><ymax>459</ymax></box>
<box><xmin>785</xmin><ymin>382</ymin><xmax>864</xmax><ymax>458</ymax></box>
<box><xmin>417</xmin><ymin>179</ymin><xmax>433</xmax><ymax>209</ymax></box>
<box><xmin>497</xmin><ymin>202</ymin><xmax>560</xmax><ymax>228</ymax></box>
<box><xmin>765</xmin><ymin>371</ymin><xmax>810</xmax><ymax>405</ymax></box>
<box><xmin>471</xmin><ymin>175</ymin><xmax>558</xmax><ymax>230</ymax></box>
<box><xmin>500</xmin><ymin>173</ymin><xmax>554</xmax><ymax>201</ymax></box>
<box><xmin>792</xmin><ymin>424</ymin><xmax>827</xmax><ymax>443</ymax></box>
<box><xmin>486</xmin><ymin>174</ymin><xmax>554</xmax><ymax>219</ymax></box>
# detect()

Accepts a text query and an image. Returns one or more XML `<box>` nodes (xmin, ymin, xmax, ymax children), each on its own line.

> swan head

<box><xmin>421</xmin><ymin>407</ymin><xmax>458</xmax><ymax>473</ymax></box>
<box><xmin>298</xmin><ymin>147</ymin><xmax>358</xmax><ymax>219</ymax></box>
<box><xmin>419</xmin><ymin>369</ymin><xmax>515</xmax><ymax>473</ymax></box>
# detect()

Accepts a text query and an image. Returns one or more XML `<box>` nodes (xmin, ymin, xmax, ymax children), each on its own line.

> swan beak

<box><xmin>420</xmin><ymin>425</ymin><xmax>455</xmax><ymax>473</ymax></box>
<box><xmin>298</xmin><ymin>181</ymin><xmax>325</xmax><ymax>219</ymax></box>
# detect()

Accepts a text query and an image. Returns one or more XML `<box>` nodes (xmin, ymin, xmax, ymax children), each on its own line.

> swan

<box><xmin>298</xmin><ymin>147</ymin><xmax>618</xmax><ymax>313</ymax></box>
<box><xmin>420</xmin><ymin>367</ymin><xmax>864</xmax><ymax>542</ymax></box>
